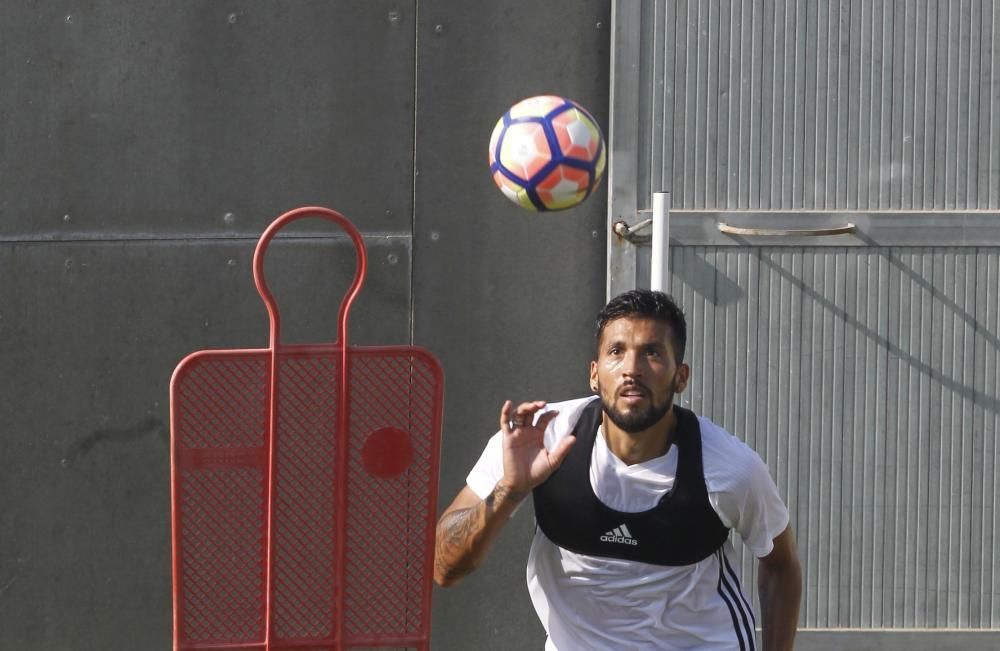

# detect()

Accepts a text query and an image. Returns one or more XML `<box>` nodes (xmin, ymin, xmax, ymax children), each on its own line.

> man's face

<box><xmin>590</xmin><ymin>316</ymin><xmax>690</xmax><ymax>434</ymax></box>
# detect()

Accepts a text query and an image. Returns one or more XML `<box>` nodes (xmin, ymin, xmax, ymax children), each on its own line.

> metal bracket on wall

<box><xmin>612</xmin><ymin>217</ymin><xmax>652</xmax><ymax>243</ymax></box>
<box><xmin>609</xmin><ymin>192</ymin><xmax>671</xmax><ymax>293</ymax></box>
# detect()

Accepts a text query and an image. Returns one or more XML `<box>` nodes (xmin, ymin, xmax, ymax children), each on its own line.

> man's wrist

<box><xmin>488</xmin><ymin>479</ymin><xmax>529</xmax><ymax>511</ymax></box>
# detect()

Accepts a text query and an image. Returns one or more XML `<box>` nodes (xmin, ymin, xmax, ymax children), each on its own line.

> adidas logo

<box><xmin>600</xmin><ymin>524</ymin><xmax>638</xmax><ymax>546</ymax></box>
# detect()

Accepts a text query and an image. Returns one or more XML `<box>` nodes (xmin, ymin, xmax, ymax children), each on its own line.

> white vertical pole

<box><xmin>650</xmin><ymin>191</ymin><xmax>671</xmax><ymax>291</ymax></box>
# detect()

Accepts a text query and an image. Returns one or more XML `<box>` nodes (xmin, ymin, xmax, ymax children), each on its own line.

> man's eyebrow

<box><xmin>633</xmin><ymin>340</ymin><xmax>670</xmax><ymax>354</ymax></box>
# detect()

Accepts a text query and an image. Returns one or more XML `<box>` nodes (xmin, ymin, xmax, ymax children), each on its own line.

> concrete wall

<box><xmin>0</xmin><ymin>1</ymin><xmax>610</xmax><ymax>649</ymax></box>
<box><xmin>415</xmin><ymin>3</ymin><xmax>610</xmax><ymax>648</ymax></box>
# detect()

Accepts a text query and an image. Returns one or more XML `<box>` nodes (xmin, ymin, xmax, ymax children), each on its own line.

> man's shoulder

<box><xmin>541</xmin><ymin>395</ymin><xmax>600</xmax><ymax>443</ymax></box>
<box><xmin>694</xmin><ymin>414</ymin><xmax>769</xmax><ymax>488</ymax></box>
<box><xmin>545</xmin><ymin>395</ymin><xmax>600</xmax><ymax>416</ymax></box>
<box><xmin>694</xmin><ymin>415</ymin><xmax>756</xmax><ymax>454</ymax></box>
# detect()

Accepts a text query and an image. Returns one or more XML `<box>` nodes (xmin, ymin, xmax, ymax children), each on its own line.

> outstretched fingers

<box><xmin>497</xmin><ymin>400</ymin><xmax>571</xmax><ymax>488</ymax></box>
<box><xmin>501</xmin><ymin>400</ymin><xmax>548</xmax><ymax>433</ymax></box>
<box><xmin>500</xmin><ymin>400</ymin><xmax>514</xmax><ymax>433</ymax></box>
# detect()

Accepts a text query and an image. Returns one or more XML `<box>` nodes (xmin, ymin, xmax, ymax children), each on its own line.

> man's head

<box><xmin>594</xmin><ymin>290</ymin><xmax>687</xmax><ymax>362</ymax></box>
<box><xmin>590</xmin><ymin>290</ymin><xmax>690</xmax><ymax>434</ymax></box>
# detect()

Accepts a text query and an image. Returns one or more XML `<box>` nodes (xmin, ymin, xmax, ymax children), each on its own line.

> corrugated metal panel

<box><xmin>669</xmin><ymin>246</ymin><xmax>1000</xmax><ymax>628</ymax></box>
<box><xmin>614</xmin><ymin>0</ymin><xmax>1000</xmax><ymax>641</ymax></box>
<box><xmin>636</xmin><ymin>0</ymin><xmax>1000</xmax><ymax>211</ymax></box>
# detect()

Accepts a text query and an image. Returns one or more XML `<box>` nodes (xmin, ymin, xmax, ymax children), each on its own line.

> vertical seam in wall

<box><xmin>409</xmin><ymin>0</ymin><xmax>419</xmax><ymax>346</ymax></box>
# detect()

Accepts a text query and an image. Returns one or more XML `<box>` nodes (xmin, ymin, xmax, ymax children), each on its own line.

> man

<box><xmin>434</xmin><ymin>290</ymin><xmax>801</xmax><ymax>650</ymax></box>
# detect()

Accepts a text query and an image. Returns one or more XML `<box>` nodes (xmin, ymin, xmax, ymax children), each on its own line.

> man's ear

<box><xmin>589</xmin><ymin>360</ymin><xmax>598</xmax><ymax>393</ymax></box>
<box><xmin>675</xmin><ymin>363</ymin><xmax>691</xmax><ymax>394</ymax></box>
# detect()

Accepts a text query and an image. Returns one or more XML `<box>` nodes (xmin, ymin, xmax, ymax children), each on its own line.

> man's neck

<box><xmin>602</xmin><ymin>407</ymin><xmax>677</xmax><ymax>466</ymax></box>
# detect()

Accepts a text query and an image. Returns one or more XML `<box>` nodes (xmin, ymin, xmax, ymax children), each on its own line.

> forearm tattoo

<box><xmin>485</xmin><ymin>483</ymin><xmax>528</xmax><ymax>509</ymax></box>
<box><xmin>435</xmin><ymin>484</ymin><xmax>528</xmax><ymax>582</ymax></box>
<box><xmin>435</xmin><ymin>501</ymin><xmax>485</xmax><ymax>582</ymax></box>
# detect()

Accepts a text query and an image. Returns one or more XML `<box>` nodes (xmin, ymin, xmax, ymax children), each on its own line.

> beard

<box><xmin>599</xmin><ymin>383</ymin><xmax>674</xmax><ymax>434</ymax></box>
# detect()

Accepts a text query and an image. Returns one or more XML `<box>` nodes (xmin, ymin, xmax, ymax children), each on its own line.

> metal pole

<box><xmin>650</xmin><ymin>191</ymin><xmax>670</xmax><ymax>291</ymax></box>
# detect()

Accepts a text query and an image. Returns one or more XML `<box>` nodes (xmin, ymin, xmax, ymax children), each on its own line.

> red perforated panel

<box><xmin>272</xmin><ymin>355</ymin><xmax>339</xmax><ymax>642</ymax></box>
<box><xmin>178</xmin><ymin>466</ymin><xmax>266</xmax><ymax>643</ymax></box>
<box><xmin>343</xmin><ymin>352</ymin><xmax>440</xmax><ymax>641</ymax></box>
<box><xmin>174</xmin><ymin>355</ymin><xmax>267</xmax><ymax>449</ymax></box>
<box><xmin>173</xmin><ymin>353</ymin><xmax>269</xmax><ymax>646</ymax></box>
<box><xmin>172</xmin><ymin>347</ymin><xmax>442</xmax><ymax>649</ymax></box>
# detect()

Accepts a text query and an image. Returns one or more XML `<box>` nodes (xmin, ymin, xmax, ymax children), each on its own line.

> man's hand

<box><xmin>499</xmin><ymin>400</ymin><xmax>576</xmax><ymax>493</ymax></box>
<box><xmin>757</xmin><ymin>525</ymin><xmax>802</xmax><ymax>651</ymax></box>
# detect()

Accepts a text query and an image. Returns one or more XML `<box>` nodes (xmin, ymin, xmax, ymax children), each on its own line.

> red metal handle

<box><xmin>254</xmin><ymin>207</ymin><xmax>367</xmax><ymax>649</ymax></box>
<box><xmin>252</xmin><ymin>206</ymin><xmax>368</xmax><ymax>348</ymax></box>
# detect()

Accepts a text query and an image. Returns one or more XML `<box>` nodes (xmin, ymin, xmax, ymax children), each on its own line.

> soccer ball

<box><xmin>488</xmin><ymin>95</ymin><xmax>606</xmax><ymax>211</ymax></box>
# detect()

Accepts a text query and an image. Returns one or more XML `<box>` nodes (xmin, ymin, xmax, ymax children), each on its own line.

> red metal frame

<box><xmin>170</xmin><ymin>206</ymin><xmax>443</xmax><ymax>651</ymax></box>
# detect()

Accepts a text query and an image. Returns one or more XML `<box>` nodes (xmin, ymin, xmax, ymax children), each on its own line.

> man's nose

<box><xmin>622</xmin><ymin>350</ymin><xmax>643</xmax><ymax>377</ymax></box>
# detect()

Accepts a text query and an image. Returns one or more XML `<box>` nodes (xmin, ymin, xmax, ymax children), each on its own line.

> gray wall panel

<box><xmin>0</xmin><ymin>1</ymin><xmax>415</xmax><ymax>237</ymax></box>
<box><xmin>664</xmin><ymin>245</ymin><xmax>1000</xmax><ymax>631</ymax></box>
<box><xmin>414</xmin><ymin>1</ymin><xmax>611</xmax><ymax>648</ymax></box>
<box><xmin>624</xmin><ymin>0</ymin><xmax>1000</xmax><ymax>212</ymax></box>
<box><xmin>0</xmin><ymin>0</ymin><xmax>619</xmax><ymax>647</ymax></box>
<box><xmin>1</xmin><ymin>2</ymin><xmax>423</xmax><ymax>644</ymax></box>
<box><xmin>0</xmin><ymin>237</ymin><xmax>410</xmax><ymax>649</ymax></box>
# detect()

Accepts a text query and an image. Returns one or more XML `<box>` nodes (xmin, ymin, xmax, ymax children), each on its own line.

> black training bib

<box><xmin>532</xmin><ymin>399</ymin><xmax>729</xmax><ymax>566</ymax></box>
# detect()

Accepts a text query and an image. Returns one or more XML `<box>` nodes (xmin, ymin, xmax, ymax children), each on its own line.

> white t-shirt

<box><xmin>466</xmin><ymin>396</ymin><xmax>789</xmax><ymax>650</ymax></box>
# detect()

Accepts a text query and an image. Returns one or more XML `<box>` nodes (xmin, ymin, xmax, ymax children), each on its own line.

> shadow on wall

<box><xmin>672</xmin><ymin>238</ymin><xmax>1000</xmax><ymax>413</ymax></box>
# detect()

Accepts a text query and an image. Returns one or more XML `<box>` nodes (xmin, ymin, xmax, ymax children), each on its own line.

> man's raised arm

<box><xmin>434</xmin><ymin>480</ymin><xmax>527</xmax><ymax>586</ymax></box>
<box><xmin>433</xmin><ymin>400</ymin><xmax>574</xmax><ymax>587</ymax></box>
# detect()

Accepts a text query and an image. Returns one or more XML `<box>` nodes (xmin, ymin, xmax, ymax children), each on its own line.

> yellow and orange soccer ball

<box><xmin>488</xmin><ymin>95</ymin><xmax>607</xmax><ymax>211</ymax></box>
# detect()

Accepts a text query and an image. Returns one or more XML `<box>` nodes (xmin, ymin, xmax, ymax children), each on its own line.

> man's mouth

<box><xmin>618</xmin><ymin>385</ymin><xmax>649</xmax><ymax>402</ymax></box>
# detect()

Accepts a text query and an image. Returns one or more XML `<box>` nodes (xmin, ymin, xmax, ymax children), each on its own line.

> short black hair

<box><xmin>595</xmin><ymin>289</ymin><xmax>687</xmax><ymax>362</ymax></box>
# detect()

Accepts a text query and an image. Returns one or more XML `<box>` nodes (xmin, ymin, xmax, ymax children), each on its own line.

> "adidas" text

<box><xmin>601</xmin><ymin>524</ymin><xmax>639</xmax><ymax>545</ymax></box>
